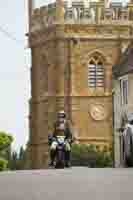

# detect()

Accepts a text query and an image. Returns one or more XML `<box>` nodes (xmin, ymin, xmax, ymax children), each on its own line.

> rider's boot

<box><xmin>65</xmin><ymin>151</ymin><xmax>71</xmax><ymax>167</ymax></box>
<box><xmin>49</xmin><ymin>150</ymin><xmax>56</xmax><ymax>166</ymax></box>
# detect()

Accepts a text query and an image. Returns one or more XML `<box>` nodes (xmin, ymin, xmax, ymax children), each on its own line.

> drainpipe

<box><xmin>112</xmin><ymin>88</ymin><xmax>115</xmax><ymax>167</ymax></box>
<box><xmin>28</xmin><ymin>0</ymin><xmax>34</xmax><ymax>32</ymax></box>
<box><xmin>65</xmin><ymin>38</ymin><xmax>72</xmax><ymax>121</ymax></box>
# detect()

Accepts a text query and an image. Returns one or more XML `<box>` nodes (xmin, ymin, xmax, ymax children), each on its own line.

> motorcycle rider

<box><xmin>64</xmin><ymin>120</ymin><xmax>72</xmax><ymax>165</ymax></box>
<box><xmin>48</xmin><ymin>119</ymin><xmax>72</xmax><ymax>167</ymax></box>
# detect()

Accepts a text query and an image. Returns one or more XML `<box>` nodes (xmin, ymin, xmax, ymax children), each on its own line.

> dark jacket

<box><xmin>64</xmin><ymin>127</ymin><xmax>72</xmax><ymax>140</ymax></box>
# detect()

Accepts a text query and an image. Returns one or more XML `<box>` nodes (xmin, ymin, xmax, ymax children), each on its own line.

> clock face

<box><xmin>90</xmin><ymin>104</ymin><xmax>106</xmax><ymax>121</ymax></box>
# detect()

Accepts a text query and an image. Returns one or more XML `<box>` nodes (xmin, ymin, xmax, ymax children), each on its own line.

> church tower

<box><xmin>28</xmin><ymin>0</ymin><xmax>133</xmax><ymax>169</ymax></box>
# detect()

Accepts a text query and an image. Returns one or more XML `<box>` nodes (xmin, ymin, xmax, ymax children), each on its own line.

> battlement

<box><xmin>30</xmin><ymin>1</ymin><xmax>133</xmax><ymax>32</ymax></box>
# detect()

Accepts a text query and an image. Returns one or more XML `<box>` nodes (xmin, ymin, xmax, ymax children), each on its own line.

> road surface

<box><xmin>0</xmin><ymin>167</ymin><xmax>133</xmax><ymax>200</ymax></box>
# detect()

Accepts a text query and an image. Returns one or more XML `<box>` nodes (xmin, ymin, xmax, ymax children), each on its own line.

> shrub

<box><xmin>0</xmin><ymin>158</ymin><xmax>8</xmax><ymax>171</ymax></box>
<box><xmin>71</xmin><ymin>144</ymin><xmax>113</xmax><ymax>168</ymax></box>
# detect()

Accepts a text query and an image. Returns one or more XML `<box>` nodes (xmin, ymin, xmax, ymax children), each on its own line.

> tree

<box><xmin>0</xmin><ymin>132</ymin><xmax>13</xmax><ymax>151</ymax></box>
<box><xmin>9</xmin><ymin>151</ymin><xmax>18</xmax><ymax>170</ymax></box>
<box><xmin>0</xmin><ymin>158</ymin><xmax>8</xmax><ymax>171</ymax></box>
<box><xmin>19</xmin><ymin>146</ymin><xmax>25</xmax><ymax>161</ymax></box>
<box><xmin>0</xmin><ymin>131</ymin><xmax>13</xmax><ymax>171</ymax></box>
<box><xmin>10</xmin><ymin>146</ymin><xmax>26</xmax><ymax>170</ymax></box>
<box><xmin>18</xmin><ymin>146</ymin><xmax>26</xmax><ymax>170</ymax></box>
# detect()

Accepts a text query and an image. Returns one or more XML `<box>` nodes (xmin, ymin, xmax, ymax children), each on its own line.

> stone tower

<box><xmin>28</xmin><ymin>0</ymin><xmax>133</xmax><ymax>169</ymax></box>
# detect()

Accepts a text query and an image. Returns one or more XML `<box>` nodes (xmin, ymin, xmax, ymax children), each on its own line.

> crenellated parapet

<box><xmin>64</xmin><ymin>2</ymin><xmax>133</xmax><ymax>25</ymax></box>
<box><xmin>30</xmin><ymin>1</ymin><xmax>133</xmax><ymax>33</ymax></box>
<box><xmin>30</xmin><ymin>3</ymin><xmax>56</xmax><ymax>32</ymax></box>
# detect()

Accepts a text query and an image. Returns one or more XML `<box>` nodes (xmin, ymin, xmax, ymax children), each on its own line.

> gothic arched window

<box><xmin>88</xmin><ymin>54</ymin><xmax>104</xmax><ymax>88</ymax></box>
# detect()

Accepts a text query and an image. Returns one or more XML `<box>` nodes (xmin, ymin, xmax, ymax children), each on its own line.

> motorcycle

<box><xmin>55</xmin><ymin>136</ymin><xmax>66</xmax><ymax>168</ymax></box>
<box><xmin>48</xmin><ymin>135</ymin><xmax>71</xmax><ymax>169</ymax></box>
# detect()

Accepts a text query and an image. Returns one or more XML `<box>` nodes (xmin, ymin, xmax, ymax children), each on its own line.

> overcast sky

<box><xmin>0</xmin><ymin>0</ymin><xmax>128</xmax><ymax>151</ymax></box>
<box><xmin>0</xmin><ymin>1</ymin><xmax>30</xmax><ymax>151</ymax></box>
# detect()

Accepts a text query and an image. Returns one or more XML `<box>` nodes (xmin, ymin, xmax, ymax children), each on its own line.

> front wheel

<box><xmin>55</xmin><ymin>150</ymin><xmax>65</xmax><ymax>168</ymax></box>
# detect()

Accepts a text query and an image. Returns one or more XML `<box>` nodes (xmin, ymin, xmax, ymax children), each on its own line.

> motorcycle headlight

<box><xmin>57</xmin><ymin>137</ymin><xmax>65</xmax><ymax>144</ymax></box>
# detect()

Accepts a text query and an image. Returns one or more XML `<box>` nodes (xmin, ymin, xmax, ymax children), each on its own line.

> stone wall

<box><xmin>28</xmin><ymin>1</ymin><xmax>133</xmax><ymax>168</ymax></box>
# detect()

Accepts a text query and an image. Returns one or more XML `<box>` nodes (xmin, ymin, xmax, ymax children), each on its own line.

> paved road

<box><xmin>0</xmin><ymin>167</ymin><xmax>133</xmax><ymax>200</ymax></box>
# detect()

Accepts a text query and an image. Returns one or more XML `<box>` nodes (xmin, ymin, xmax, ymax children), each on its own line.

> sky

<box><xmin>0</xmin><ymin>0</ymin><xmax>129</xmax><ymax>151</ymax></box>
<box><xmin>0</xmin><ymin>1</ymin><xmax>30</xmax><ymax>151</ymax></box>
<box><xmin>34</xmin><ymin>0</ymin><xmax>55</xmax><ymax>7</ymax></box>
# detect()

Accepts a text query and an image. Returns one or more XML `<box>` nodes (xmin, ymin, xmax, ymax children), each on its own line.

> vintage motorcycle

<box><xmin>48</xmin><ymin>135</ymin><xmax>71</xmax><ymax>168</ymax></box>
<box><xmin>55</xmin><ymin>136</ymin><xmax>66</xmax><ymax>168</ymax></box>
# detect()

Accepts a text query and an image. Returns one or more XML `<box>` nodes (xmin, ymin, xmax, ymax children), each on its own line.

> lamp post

<box><xmin>64</xmin><ymin>38</ymin><xmax>72</xmax><ymax>122</ymax></box>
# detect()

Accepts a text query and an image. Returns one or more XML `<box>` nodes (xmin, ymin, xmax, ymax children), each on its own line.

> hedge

<box><xmin>0</xmin><ymin>158</ymin><xmax>8</xmax><ymax>171</ymax></box>
<box><xmin>71</xmin><ymin>144</ymin><xmax>113</xmax><ymax>168</ymax></box>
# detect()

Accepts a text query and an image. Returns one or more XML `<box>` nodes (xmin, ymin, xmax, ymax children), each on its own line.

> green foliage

<box><xmin>71</xmin><ymin>144</ymin><xmax>113</xmax><ymax>168</ymax></box>
<box><xmin>0</xmin><ymin>131</ymin><xmax>13</xmax><ymax>171</ymax></box>
<box><xmin>0</xmin><ymin>132</ymin><xmax>13</xmax><ymax>151</ymax></box>
<box><xmin>0</xmin><ymin>158</ymin><xmax>8</xmax><ymax>171</ymax></box>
